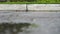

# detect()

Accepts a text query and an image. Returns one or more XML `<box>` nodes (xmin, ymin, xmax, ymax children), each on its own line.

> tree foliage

<box><xmin>10</xmin><ymin>0</ymin><xmax>36</xmax><ymax>2</ymax></box>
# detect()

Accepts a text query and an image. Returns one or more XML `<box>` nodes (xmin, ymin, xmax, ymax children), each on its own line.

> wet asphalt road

<box><xmin>0</xmin><ymin>11</ymin><xmax>60</xmax><ymax>34</ymax></box>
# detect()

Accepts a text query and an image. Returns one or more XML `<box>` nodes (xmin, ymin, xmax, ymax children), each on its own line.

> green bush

<box><xmin>10</xmin><ymin>0</ymin><xmax>36</xmax><ymax>2</ymax></box>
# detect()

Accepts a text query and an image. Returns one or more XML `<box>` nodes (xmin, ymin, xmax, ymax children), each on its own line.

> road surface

<box><xmin>0</xmin><ymin>11</ymin><xmax>60</xmax><ymax>34</ymax></box>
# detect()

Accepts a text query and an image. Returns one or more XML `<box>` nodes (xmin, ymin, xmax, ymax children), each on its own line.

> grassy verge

<box><xmin>0</xmin><ymin>0</ymin><xmax>60</xmax><ymax>4</ymax></box>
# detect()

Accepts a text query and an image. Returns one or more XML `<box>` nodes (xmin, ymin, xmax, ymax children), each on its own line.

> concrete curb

<box><xmin>28</xmin><ymin>4</ymin><xmax>60</xmax><ymax>10</ymax></box>
<box><xmin>0</xmin><ymin>4</ymin><xmax>60</xmax><ymax>10</ymax></box>
<box><xmin>0</xmin><ymin>4</ymin><xmax>26</xmax><ymax>10</ymax></box>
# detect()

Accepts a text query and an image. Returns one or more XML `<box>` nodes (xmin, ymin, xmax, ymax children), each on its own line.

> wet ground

<box><xmin>0</xmin><ymin>11</ymin><xmax>60</xmax><ymax>34</ymax></box>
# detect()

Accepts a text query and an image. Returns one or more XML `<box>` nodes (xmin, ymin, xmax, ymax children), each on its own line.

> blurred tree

<box><xmin>10</xmin><ymin>0</ymin><xmax>36</xmax><ymax>2</ymax></box>
<box><xmin>0</xmin><ymin>0</ymin><xmax>7</xmax><ymax>2</ymax></box>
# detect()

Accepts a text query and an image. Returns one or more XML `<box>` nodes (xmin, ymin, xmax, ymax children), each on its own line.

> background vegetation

<box><xmin>0</xmin><ymin>0</ymin><xmax>60</xmax><ymax>4</ymax></box>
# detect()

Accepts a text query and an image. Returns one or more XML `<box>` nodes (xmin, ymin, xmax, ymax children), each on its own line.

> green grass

<box><xmin>0</xmin><ymin>0</ymin><xmax>60</xmax><ymax>4</ymax></box>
